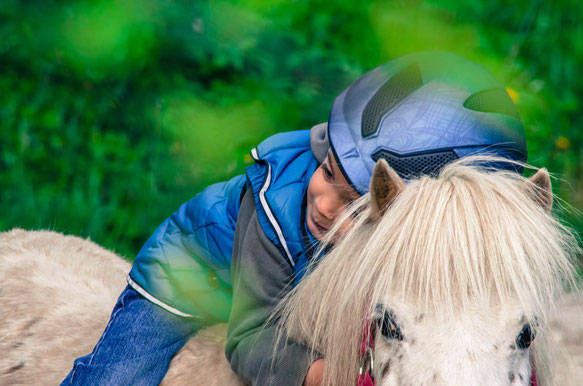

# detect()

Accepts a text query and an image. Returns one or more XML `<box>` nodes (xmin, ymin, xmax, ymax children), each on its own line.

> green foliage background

<box><xmin>1</xmin><ymin>0</ymin><xmax>582</xmax><ymax>259</ymax></box>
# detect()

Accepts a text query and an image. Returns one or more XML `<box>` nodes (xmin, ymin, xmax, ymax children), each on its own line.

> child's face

<box><xmin>307</xmin><ymin>151</ymin><xmax>360</xmax><ymax>241</ymax></box>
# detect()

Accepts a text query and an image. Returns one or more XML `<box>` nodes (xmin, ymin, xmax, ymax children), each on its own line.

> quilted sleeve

<box><xmin>128</xmin><ymin>174</ymin><xmax>246</xmax><ymax>321</ymax></box>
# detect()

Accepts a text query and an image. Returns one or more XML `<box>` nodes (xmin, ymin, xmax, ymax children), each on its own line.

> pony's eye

<box><xmin>377</xmin><ymin>309</ymin><xmax>403</xmax><ymax>341</ymax></box>
<box><xmin>516</xmin><ymin>323</ymin><xmax>535</xmax><ymax>349</ymax></box>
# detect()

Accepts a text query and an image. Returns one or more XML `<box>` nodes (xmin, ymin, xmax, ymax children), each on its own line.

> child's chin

<box><xmin>308</xmin><ymin>221</ymin><xmax>326</xmax><ymax>241</ymax></box>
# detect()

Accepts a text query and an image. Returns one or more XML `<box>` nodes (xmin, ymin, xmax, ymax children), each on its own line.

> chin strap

<box><xmin>357</xmin><ymin>321</ymin><xmax>375</xmax><ymax>386</ymax></box>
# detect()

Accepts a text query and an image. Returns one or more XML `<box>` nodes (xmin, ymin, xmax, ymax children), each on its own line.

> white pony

<box><xmin>0</xmin><ymin>157</ymin><xmax>581</xmax><ymax>385</ymax></box>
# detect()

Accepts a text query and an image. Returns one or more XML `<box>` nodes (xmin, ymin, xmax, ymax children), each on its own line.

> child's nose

<box><xmin>315</xmin><ymin>195</ymin><xmax>342</xmax><ymax>222</ymax></box>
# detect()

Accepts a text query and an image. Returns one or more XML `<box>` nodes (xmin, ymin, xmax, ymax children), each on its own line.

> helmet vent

<box><xmin>372</xmin><ymin>149</ymin><xmax>458</xmax><ymax>179</ymax></box>
<box><xmin>463</xmin><ymin>88</ymin><xmax>520</xmax><ymax>120</ymax></box>
<box><xmin>362</xmin><ymin>63</ymin><xmax>422</xmax><ymax>138</ymax></box>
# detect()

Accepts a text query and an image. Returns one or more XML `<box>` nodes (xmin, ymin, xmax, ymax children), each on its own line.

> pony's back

<box><xmin>0</xmin><ymin>229</ymin><xmax>130</xmax><ymax>383</ymax></box>
<box><xmin>0</xmin><ymin>229</ymin><xmax>242</xmax><ymax>385</ymax></box>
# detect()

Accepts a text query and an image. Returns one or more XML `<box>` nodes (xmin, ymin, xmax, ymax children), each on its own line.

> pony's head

<box><xmin>277</xmin><ymin>156</ymin><xmax>580</xmax><ymax>386</ymax></box>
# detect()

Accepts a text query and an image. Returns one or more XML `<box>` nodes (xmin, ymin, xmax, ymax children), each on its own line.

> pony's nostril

<box><xmin>380</xmin><ymin>359</ymin><xmax>391</xmax><ymax>378</ymax></box>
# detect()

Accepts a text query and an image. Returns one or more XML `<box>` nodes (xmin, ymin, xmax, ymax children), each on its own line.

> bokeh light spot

<box><xmin>60</xmin><ymin>0</ymin><xmax>158</xmax><ymax>78</ymax></box>
<box><xmin>506</xmin><ymin>87</ymin><xmax>519</xmax><ymax>102</ymax></box>
<box><xmin>555</xmin><ymin>136</ymin><xmax>571</xmax><ymax>150</ymax></box>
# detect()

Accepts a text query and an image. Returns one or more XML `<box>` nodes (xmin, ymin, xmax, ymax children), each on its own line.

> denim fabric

<box><xmin>61</xmin><ymin>285</ymin><xmax>199</xmax><ymax>386</ymax></box>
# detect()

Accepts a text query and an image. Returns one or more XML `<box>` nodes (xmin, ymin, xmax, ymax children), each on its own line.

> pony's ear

<box><xmin>522</xmin><ymin>168</ymin><xmax>553</xmax><ymax>213</ymax></box>
<box><xmin>370</xmin><ymin>159</ymin><xmax>405</xmax><ymax>221</ymax></box>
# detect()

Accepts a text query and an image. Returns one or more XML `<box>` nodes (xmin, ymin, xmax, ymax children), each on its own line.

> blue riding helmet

<box><xmin>328</xmin><ymin>51</ymin><xmax>528</xmax><ymax>195</ymax></box>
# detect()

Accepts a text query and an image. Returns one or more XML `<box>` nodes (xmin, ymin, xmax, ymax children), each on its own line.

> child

<box><xmin>62</xmin><ymin>52</ymin><xmax>527</xmax><ymax>385</ymax></box>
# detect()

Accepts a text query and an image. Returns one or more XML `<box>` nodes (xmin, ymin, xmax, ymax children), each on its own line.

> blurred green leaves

<box><xmin>59</xmin><ymin>0</ymin><xmax>159</xmax><ymax>79</ymax></box>
<box><xmin>159</xmin><ymin>93</ymin><xmax>271</xmax><ymax>179</ymax></box>
<box><xmin>1</xmin><ymin>0</ymin><xmax>582</xmax><ymax>258</ymax></box>
<box><xmin>370</xmin><ymin>4</ymin><xmax>480</xmax><ymax>59</ymax></box>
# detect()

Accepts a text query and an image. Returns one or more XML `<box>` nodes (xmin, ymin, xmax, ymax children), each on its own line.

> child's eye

<box><xmin>321</xmin><ymin>163</ymin><xmax>334</xmax><ymax>180</ymax></box>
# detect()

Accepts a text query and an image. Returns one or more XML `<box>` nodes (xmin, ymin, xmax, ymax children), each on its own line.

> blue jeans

<box><xmin>61</xmin><ymin>285</ymin><xmax>199</xmax><ymax>386</ymax></box>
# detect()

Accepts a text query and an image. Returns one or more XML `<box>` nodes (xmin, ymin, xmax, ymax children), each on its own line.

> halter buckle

<box><xmin>358</xmin><ymin>346</ymin><xmax>374</xmax><ymax>376</ymax></box>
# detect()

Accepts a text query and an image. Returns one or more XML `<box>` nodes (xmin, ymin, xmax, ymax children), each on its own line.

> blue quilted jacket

<box><xmin>128</xmin><ymin>130</ymin><xmax>319</xmax><ymax>321</ymax></box>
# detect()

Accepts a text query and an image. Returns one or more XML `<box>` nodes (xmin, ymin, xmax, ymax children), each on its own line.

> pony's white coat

<box><xmin>1</xmin><ymin>158</ymin><xmax>582</xmax><ymax>385</ymax></box>
<box><xmin>0</xmin><ymin>229</ymin><xmax>242</xmax><ymax>385</ymax></box>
